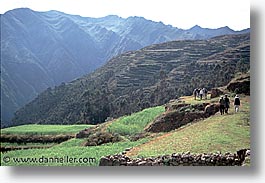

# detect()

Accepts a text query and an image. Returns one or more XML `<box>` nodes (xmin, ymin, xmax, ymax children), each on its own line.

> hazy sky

<box><xmin>0</xmin><ymin>0</ymin><xmax>249</xmax><ymax>30</ymax></box>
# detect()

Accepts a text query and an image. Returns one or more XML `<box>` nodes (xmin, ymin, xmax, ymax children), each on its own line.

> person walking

<box><xmin>199</xmin><ymin>88</ymin><xmax>204</xmax><ymax>100</ymax></box>
<box><xmin>219</xmin><ymin>96</ymin><xmax>225</xmax><ymax>115</ymax></box>
<box><xmin>234</xmin><ymin>95</ymin><xmax>241</xmax><ymax>112</ymax></box>
<box><xmin>203</xmin><ymin>88</ymin><xmax>207</xmax><ymax>99</ymax></box>
<box><xmin>193</xmin><ymin>88</ymin><xmax>198</xmax><ymax>100</ymax></box>
<box><xmin>224</xmin><ymin>94</ymin><xmax>230</xmax><ymax>114</ymax></box>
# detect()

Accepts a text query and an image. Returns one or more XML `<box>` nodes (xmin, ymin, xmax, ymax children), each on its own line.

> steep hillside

<box><xmin>12</xmin><ymin>33</ymin><xmax>250</xmax><ymax>126</ymax></box>
<box><xmin>1</xmin><ymin>8</ymin><xmax>250</xmax><ymax>126</ymax></box>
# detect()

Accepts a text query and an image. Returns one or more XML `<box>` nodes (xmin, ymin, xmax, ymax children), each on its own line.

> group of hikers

<box><xmin>193</xmin><ymin>88</ymin><xmax>208</xmax><ymax>100</ymax></box>
<box><xmin>219</xmin><ymin>94</ymin><xmax>241</xmax><ymax>115</ymax></box>
<box><xmin>193</xmin><ymin>87</ymin><xmax>241</xmax><ymax>114</ymax></box>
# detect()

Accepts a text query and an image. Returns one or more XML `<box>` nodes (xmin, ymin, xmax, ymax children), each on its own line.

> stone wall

<box><xmin>99</xmin><ymin>149</ymin><xmax>250</xmax><ymax>166</ymax></box>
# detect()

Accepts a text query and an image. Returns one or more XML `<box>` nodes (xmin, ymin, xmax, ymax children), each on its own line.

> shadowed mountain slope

<box><xmin>12</xmin><ymin>33</ymin><xmax>250</xmax><ymax>126</ymax></box>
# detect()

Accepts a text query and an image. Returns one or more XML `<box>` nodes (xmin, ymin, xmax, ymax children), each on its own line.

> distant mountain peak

<box><xmin>104</xmin><ymin>15</ymin><xmax>122</xmax><ymax>19</ymax></box>
<box><xmin>191</xmin><ymin>25</ymin><xmax>202</xmax><ymax>29</ymax></box>
<box><xmin>189</xmin><ymin>25</ymin><xmax>203</xmax><ymax>31</ymax></box>
<box><xmin>219</xmin><ymin>26</ymin><xmax>233</xmax><ymax>31</ymax></box>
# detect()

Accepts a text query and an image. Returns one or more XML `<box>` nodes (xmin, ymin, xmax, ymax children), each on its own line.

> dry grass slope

<box><xmin>127</xmin><ymin>96</ymin><xmax>250</xmax><ymax>158</ymax></box>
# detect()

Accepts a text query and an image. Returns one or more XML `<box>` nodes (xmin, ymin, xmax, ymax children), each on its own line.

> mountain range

<box><xmin>0</xmin><ymin>8</ymin><xmax>250</xmax><ymax>127</ymax></box>
<box><xmin>12</xmin><ymin>33</ymin><xmax>250</xmax><ymax>126</ymax></box>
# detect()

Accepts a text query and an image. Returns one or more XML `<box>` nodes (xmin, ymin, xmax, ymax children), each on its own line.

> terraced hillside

<box><xmin>13</xmin><ymin>33</ymin><xmax>250</xmax><ymax>125</ymax></box>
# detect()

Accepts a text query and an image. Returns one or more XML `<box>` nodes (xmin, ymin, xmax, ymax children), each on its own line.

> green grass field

<box><xmin>107</xmin><ymin>106</ymin><xmax>164</xmax><ymax>136</ymax></box>
<box><xmin>1</xmin><ymin>138</ymin><xmax>150</xmax><ymax>166</ymax></box>
<box><xmin>1</xmin><ymin>124</ymin><xmax>93</xmax><ymax>135</ymax></box>
<box><xmin>0</xmin><ymin>107</ymin><xmax>164</xmax><ymax>166</ymax></box>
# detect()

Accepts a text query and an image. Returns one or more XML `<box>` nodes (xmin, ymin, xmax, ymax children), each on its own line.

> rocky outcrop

<box><xmin>204</xmin><ymin>103</ymin><xmax>220</xmax><ymax>117</ymax></box>
<box><xmin>210</xmin><ymin>88</ymin><xmax>224</xmax><ymax>98</ymax></box>
<box><xmin>145</xmin><ymin>110</ymin><xmax>206</xmax><ymax>133</ymax></box>
<box><xmin>145</xmin><ymin>102</ymin><xmax>219</xmax><ymax>133</ymax></box>
<box><xmin>226</xmin><ymin>73</ymin><xmax>250</xmax><ymax>95</ymax></box>
<box><xmin>99</xmin><ymin>149</ymin><xmax>250</xmax><ymax>166</ymax></box>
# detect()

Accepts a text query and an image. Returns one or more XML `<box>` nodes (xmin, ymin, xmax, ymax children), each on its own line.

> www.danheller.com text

<box><xmin>2</xmin><ymin>155</ymin><xmax>97</xmax><ymax>164</ymax></box>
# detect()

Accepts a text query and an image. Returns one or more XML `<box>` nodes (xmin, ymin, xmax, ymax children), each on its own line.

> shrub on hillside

<box><xmin>83</xmin><ymin>132</ymin><xmax>123</xmax><ymax>146</ymax></box>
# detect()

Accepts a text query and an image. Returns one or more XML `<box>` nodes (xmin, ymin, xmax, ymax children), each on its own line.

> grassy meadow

<box><xmin>1</xmin><ymin>107</ymin><xmax>162</xmax><ymax>166</ymax></box>
<box><xmin>107</xmin><ymin>106</ymin><xmax>164</xmax><ymax>136</ymax></box>
<box><xmin>1</xmin><ymin>124</ymin><xmax>93</xmax><ymax>135</ymax></box>
<box><xmin>1</xmin><ymin>138</ymin><xmax>150</xmax><ymax>166</ymax></box>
